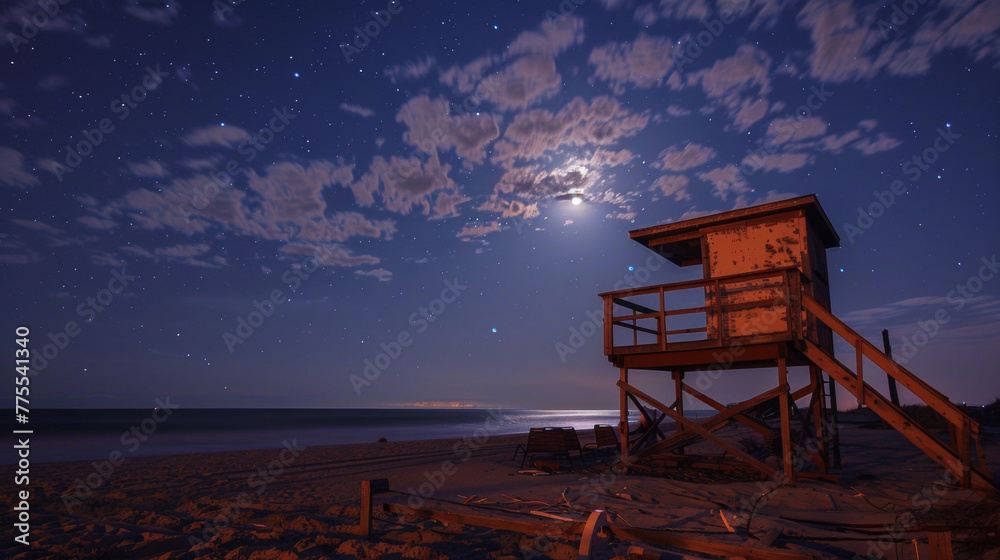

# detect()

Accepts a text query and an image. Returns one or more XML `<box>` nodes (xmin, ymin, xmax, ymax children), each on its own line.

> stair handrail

<box><xmin>800</xmin><ymin>293</ymin><xmax>977</xmax><ymax>431</ymax></box>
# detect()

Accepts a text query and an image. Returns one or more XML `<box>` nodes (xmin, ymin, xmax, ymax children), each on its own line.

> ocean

<box><xmin>6</xmin><ymin>408</ymin><xmax>713</xmax><ymax>465</ymax></box>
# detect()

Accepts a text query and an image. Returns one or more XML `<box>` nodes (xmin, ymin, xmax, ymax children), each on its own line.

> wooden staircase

<box><xmin>799</xmin><ymin>294</ymin><xmax>996</xmax><ymax>492</ymax></box>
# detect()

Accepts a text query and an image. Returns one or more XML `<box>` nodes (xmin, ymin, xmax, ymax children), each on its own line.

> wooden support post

<box><xmin>808</xmin><ymin>365</ymin><xmax>828</xmax><ymax>473</ymax></box>
<box><xmin>673</xmin><ymin>370</ymin><xmax>684</xmax><ymax>425</ymax></box>
<box><xmin>778</xmin><ymin>352</ymin><xmax>795</xmax><ymax>483</ymax></box>
<box><xmin>361</xmin><ymin>478</ymin><xmax>390</xmax><ymax>539</ymax></box>
<box><xmin>619</xmin><ymin>367</ymin><xmax>629</xmax><ymax>461</ymax></box>
<box><xmin>674</xmin><ymin>371</ymin><xmax>685</xmax><ymax>454</ymax></box>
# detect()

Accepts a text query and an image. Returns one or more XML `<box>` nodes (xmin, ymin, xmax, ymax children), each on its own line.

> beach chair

<box><xmin>512</xmin><ymin>427</ymin><xmax>570</xmax><ymax>468</ymax></box>
<box><xmin>588</xmin><ymin>424</ymin><xmax>619</xmax><ymax>452</ymax></box>
<box><xmin>557</xmin><ymin>426</ymin><xmax>583</xmax><ymax>460</ymax></box>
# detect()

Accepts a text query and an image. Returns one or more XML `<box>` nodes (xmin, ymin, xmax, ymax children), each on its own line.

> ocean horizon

<box><xmin>4</xmin><ymin>407</ymin><xmax>715</xmax><ymax>465</ymax></box>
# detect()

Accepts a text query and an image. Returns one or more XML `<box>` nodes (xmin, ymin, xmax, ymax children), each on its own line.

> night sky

<box><xmin>3</xmin><ymin>0</ymin><xmax>999</xmax><ymax>410</ymax></box>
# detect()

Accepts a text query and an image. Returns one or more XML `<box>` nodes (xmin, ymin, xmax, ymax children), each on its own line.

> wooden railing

<box><xmin>599</xmin><ymin>266</ymin><xmax>805</xmax><ymax>356</ymax></box>
<box><xmin>800</xmin><ymin>294</ymin><xmax>988</xmax><ymax>488</ymax></box>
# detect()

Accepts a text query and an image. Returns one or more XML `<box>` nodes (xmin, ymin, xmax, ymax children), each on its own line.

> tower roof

<box><xmin>629</xmin><ymin>194</ymin><xmax>840</xmax><ymax>267</ymax></box>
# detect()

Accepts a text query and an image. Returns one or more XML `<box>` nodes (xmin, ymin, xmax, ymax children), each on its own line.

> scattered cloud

<box><xmin>440</xmin><ymin>55</ymin><xmax>501</xmax><ymax>94</ymax></box>
<box><xmin>767</xmin><ymin>116</ymin><xmax>828</xmax><ymax>144</ymax></box>
<box><xmin>491</xmin><ymin>96</ymin><xmax>648</xmax><ymax>168</ymax></box>
<box><xmin>477</xmin><ymin>54</ymin><xmax>561</xmax><ymax>111</ymax></box>
<box><xmin>818</xmin><ymin>130</ymin><xmax>863</xmax><ymax>153</ymax></box>
<box><xmin>457</xmin><ymin>220</ymin><xmax>502</xmax><ymax>238</ymax></box>
<box><xmin>589</xmin><ymin>33</ymin><xmax>679</xmax><ymax>93</ymax></box>
<box><xmin>355</xmin><ymin>268</ymin><xmax>393</xmax><ymax>282</ymax></box>
<box><xmin>155</xmin><ymin>243</ymin><xmax>211</xmax><ymax>259</ymax></box>
<box><xmin>744</xmin><ymin>152</ymin><xmax>813</xmax><ymax>173</ymax></box>
<box><xmin>340</xmin><ymin>103</ymin><xmax>375</xmax><ymax>118</ymax></box>
<box><xmin>0</xmin><ymin>147</ymin><xmax>39</xmax><ymax>188</ymax></box>
<box><xmin>666</xmin><ymin>105</ymin><xmax>691</xmax><ymax>117</ymax></box>
<box><xmin>124</xmin><ymin>0</ymin><xmax>181</xmax><ymax>26</ymax></box>
<box><xmin>384</xmin><ymin>56</ymin><xmax>436</xmax><ymax>83</ymax></box>
<box><xmin>77</xmin><ymin>216</ymin><xmax>117</xmax><ymax>230</ymax></box>
<box><xmin>11</xmin><ymin>218</ymin><xmax>63</xmax><ymax>235</ymax></box>
<box><xmin>37</xmin><ymin>75</ymin><xmax>70</xmax><ymax>91</ymax></box>
<box><xmin>853</xmin><ymin>132</ymin><xmax>902</xmax><ymax>155</ymax></box>
<box><xmin>651</xmin><ymin>175</ymin><xmax>691</xmax><ymax>200</ymax></box>
<box><xmin>127</xmin><ymin>159</ymin><xmax>170</xmax><ymax>178</ymax></box>
<box><xmin>690</xmin><ymin>44</ymin><xmax>772</xmax><ymax>100</ymax></box>
<box><xmin>507</xmin><ymin>16</ymin><xmax>585</xmax><ymax>56</ymax></box>
<box><xmin>477</xmin><ymin>195</ymin><xmax>540</xmax><ymax>219</ymax></box>
<box><xmin>396</xmin><ymin>95</ymin><xmax>500</xmax><ymax>164</ymax></box>
<box><xmin>282</xmin><ymin>243</ymin><xmax>380</xmax><ymax>267</ymax></box>
<box><xmin>658</xmin><ymin>0</ymin><xmax>712</xmax><ymax>21</ymax></box>
<box><xmin>653</xmin><ymin>143</ymin><xmax>717</xmax><ymax>171</ymax></box>
<box><xmin>731</xmin><ymin>98</ymin><xmax>770</xmax><ymax>130</ymax></box>
<box><xmin>90</xmin><ymin>252</ymin><xmax>125</xmax><ymax>267</ymax></box>
<box><xmin>181</xmin><ymin>125</ymin><xmax>252</xmax><ymax>148</ymax></box>
<box><xmin>349</xmin><ymin>152</ymin><xmax>462</xmax><ymax>217</ymax></box>
<box><xmin>697</xmin><ymin>164</ymin><xmax>749</xmax><ymax>200</ymax></box>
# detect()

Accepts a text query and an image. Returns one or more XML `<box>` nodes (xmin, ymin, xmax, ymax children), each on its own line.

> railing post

<box><xmin>603</xmin><ymin>295</ymin><xmax>612</xmax><ymax>355</ymax></box>
<box><xmin>712</xmin><ymin>278</ymin><xmax>722</xmax><ymax>343</ymax></box>
<box><xmin>659</xmin><ymin>287</ymin><xmax>666</xmax><ymax>352</ymax></box>
<box><xmin>856</xmin><ymin>339</ymin><xmax>865</xmax><ymax>405</ymax></box>
<box><xmin>619</xmin><ymin>367</ymin><xmax>629</xmax><ymax>460</ymax></box>
<box><xmin>632</xmin><ymin>317</ymin><xmax>637</xmax><ymax>346</ymax></box>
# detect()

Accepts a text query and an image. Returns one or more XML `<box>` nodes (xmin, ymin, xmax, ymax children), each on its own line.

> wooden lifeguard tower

<box><xmin>600</xmin><ymin>194</ymin><xmax>995</xmax><ymax>490</ymax></box>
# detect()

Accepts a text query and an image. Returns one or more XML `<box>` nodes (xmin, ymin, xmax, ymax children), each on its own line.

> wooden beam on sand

<box><xmin>361</xmin><ymin>478</ymin><xmax>390</xmax><ymax>539</ymax></box>
<box><xmin>928</xmin><ymin>529</ymin><xmax>955</xmax><ymax>560</ymax></box>
<box><xmin>608</xmin><ymin>527</ymin><xmax>812</xmax><ymax>560</ymax></box>
<box><xmin>383</xmin><ymin>502</ymin><xmax>584</xmax><ymax>536</ymax></box>
<box><xmin>384</xmin><ymin>503</ymin><xmax>813</xmax><ymax>560</ymax></box>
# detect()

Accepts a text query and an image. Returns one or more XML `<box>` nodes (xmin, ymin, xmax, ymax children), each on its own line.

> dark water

<box><xmin>7</xmin><ymin>408</ymin><xmax>680</xmax><ymax>464</ymax></box>
<box><xmin>6</xmin><ymin>408</ymin><xmax>717</xmax><ymax>464</ymax></box>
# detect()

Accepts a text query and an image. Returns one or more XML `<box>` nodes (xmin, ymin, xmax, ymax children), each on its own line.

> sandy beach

<box><xmin>4</xmin><ymin>417</ymin><xmax>1000</xmax><ymax>559</ymax></box>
